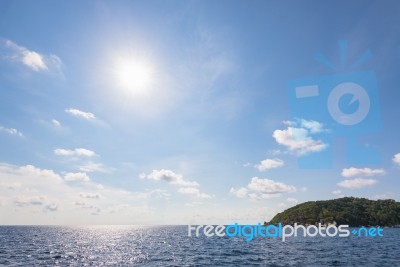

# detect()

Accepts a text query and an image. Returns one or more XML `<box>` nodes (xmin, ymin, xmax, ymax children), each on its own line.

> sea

<box><xmin>0</xmin><ymin>225</ymin><xmax>399</xmax><ymax>266</ymax></box>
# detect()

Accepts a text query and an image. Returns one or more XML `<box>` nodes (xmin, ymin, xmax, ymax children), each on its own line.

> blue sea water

<box><xmin>0</xmin><ymin>226</ymin><xmax>399</xmax><ymax>266</ymax></box>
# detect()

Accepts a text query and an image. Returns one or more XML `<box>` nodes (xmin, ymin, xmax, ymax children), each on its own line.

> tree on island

<box><xmin>269</xmin><ymin>197</ymin><xmax>400</xmax><ymax>227</ymax></box>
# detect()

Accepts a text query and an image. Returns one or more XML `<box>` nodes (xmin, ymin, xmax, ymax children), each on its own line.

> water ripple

<box><xmin>0</xmin><ymin>226</ymin><xmax>399</xmax><ymax>266</ymax></box>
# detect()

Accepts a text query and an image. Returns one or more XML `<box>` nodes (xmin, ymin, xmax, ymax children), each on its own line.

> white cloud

<box><xmin>13</xmin><ymin>196</ymin><xmax>58</xmax><ymax>212</ymax></box>
<box><xmin>272</xmin><ymin>120</ymin><xmax>328</xmax><ymax>156</ymax></box>
<box><xmin>5</xmin><ymin>40</ymin><xmax>47</xmax><ymax>71</ymax></box>
<box><xmin>54</xmin><ymin>148</ymin><xmax>97</xmax><ymax>157</ymax></box>
<box><xmin>140</xmin><ymin>169</ymin><xmax>199</xmax><ymax>187</ymax></box>
<box><xmin>80</xmin><ymin>193</ymin><xmax>101</xmax><ymax>199</ymax></box>
<box><xmin>337</xmin><ymin>178</ymin><xmax>377</xmax><ymax>188</ymax></box>
<box><xmin>0</xmin><ymin>162</ymin><xmax>162</xmax><ymax>224</ymax></box>
<box><xmin>178</xmin><ymin>187</ymin><xmax>211</xmax><ymax>199</ymax></box>
<box><xmin>299</xmin><ymin>119</ymin><xmax>326</xmax><ymax>134</ymax></box>
<box><xmin>79</xmin><ymin>162</ymin><xmax>108</xmax><ymax>173</ymax></box>
<box><xmin>230</xmin><ymin>177</ymin><xmax>295</xmax><ymax>201</ymax></box>
<box><xmin>0</xmin><ymin>182</ymin><xmax>21</xmax><ymax>190</ymax></box>
<box><xmin>64</xmin><ymin>172</ymin><xmax>90</xmax><ymax>182</ymax></box>
<box><xmin>393</xmin><ymin>153</ymin><xmax>400</xmax><ymax>166</ymax></box>
<box><xmin>243</xmin><ymin>162</ymin><xmax>251</xmax><ymax>167</ymax></box>
<box><xmin>0</xmin><ymin>126</ymin><xmax>23</xmax><ymax>137</ymax></box>
<box><xmin>255</xmin><ymin>158</ymin><xmax>284</xmax><ymax>172</ymax></box>
<box><xmin>51</xmin><ymin>119</ymin><xmax>61</xmax><ymax>127</ymax></box>
<box><xmin>140</xmin><ymin>169</ymin><xmax>212</xmax><ymax>199</ymax></box>
<box><xmin>248</xmin><ymin>177</ymin><xmax>296</xmax><ymax>194</ymax></box>
<box><xmin>22</xmin><ymin>50</ymin><xmax>47</xmax><ymax>71</ymax></box>
<box><xmin>19</xmin><ymin>164</ymin><xmax>62</xmax><ymax>181</ymax></box>
<box><xmin>14</xmin><ymin>195</ymin><xmax>48</xmax><ymax>207</ymax></box>
<box><xmin>341</xmin><ymin>167</ymin><xmax>385</xmax><ymax>178</ymax></box>
<box><xmin>4</xmin><ymin>39</ymin><xmax>62</xmax><ymax>73</ymax></box>
<box><xmin>140</xmin><ymin>189</ymin><xmax>171</xmax><ymax>200</ymax></box>
<box><xmin>65</xmin><ymin>108</ymin><xmax>96</xmax><ymax>120</ymax></box>
<box><xmin>229</xmin><ymin>187</ymin><xmax>248</xmax><ymax>199</ymax></box>
<box><xmin>332</xmin><ymin>190</ymin><xmax>342</xmax><ymax>195</ymax></box>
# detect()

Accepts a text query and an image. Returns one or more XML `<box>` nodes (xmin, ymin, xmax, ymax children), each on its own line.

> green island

<box><xmin>269</xmin><ymin>197</ymin><xmax>400</xmax><ymax>227</ymax></box>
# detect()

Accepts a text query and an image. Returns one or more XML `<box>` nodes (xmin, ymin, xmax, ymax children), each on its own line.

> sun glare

<box><xmin>115</xmin><ymin>59</ymin><xmax>153</xmax><ymax>92</ymax></box>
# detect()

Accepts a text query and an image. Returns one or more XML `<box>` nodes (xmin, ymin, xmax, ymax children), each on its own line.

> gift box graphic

<box><xmin>286</xmin><ymin>41</ymin><xmax>381</xmax><ymax>168</ymax></box>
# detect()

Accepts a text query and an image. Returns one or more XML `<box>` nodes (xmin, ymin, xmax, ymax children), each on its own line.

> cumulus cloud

<box><xmin>341</xmin><ymin>167</ymin><xmax>385</xmax><ymax>178</ymax></box>
<box><xmin>230</xmin><ymin>177</ymin><xmax>295</xmax><ymax>201</ymax></box>
<box><xmin>140</xmin><ymin>169</ymin><xmax>199</xmax><ymax>187</ymax></box>
<box><xmin>4</xmin><ymin>39</ymin><xmax>62</xmax><ymax>73</ymax></box>
<box><xmin>18</xmin><ymin>164</ymin><xmax>62</xmax><ymax>181</ymax></box>
<box><xmin>247</xmin><ymin>177</ymin><xmax>296</xmax><ymax>194</ymax></box>
<box><xmin>65</xmin><ymin>108</ymin><xmax>96</xmax><ymax>120</ymax></box>
<box><xmin>255</xmin><ymin>158</ymin><xmax>284</xmax><ymax>172</ymax></box>
<box><xmin>393</xmin><ymin>153</ymin><xmax>400</xmax><ymax>166</ymax></box>
<box><xmin>337</xmin><ymin>178</ymin><xmax>377</xmax><ymax>188</ymax></box>
<box><xmin>229</xmin><ymin>187</ymin><xmax>248</xmax><ymax>199</ymax></box>
<box><xmin>0</xmin><ymin>126</ymin><xmax>23</xmax><ymax>137</ymax></box>
<box><xmin>64</xmin><ymin>172</ymin><xmax>90</xmax><ymax>182</ymax></box>
<box><xmin>54</xmin><ymin>148</ymin><xmax>97</xmax><ymax>157</ymax></box>
<box><xmin>273</xmin><ymin>119</ymin><xmax>328</xmax><ymax>156</ymax></box>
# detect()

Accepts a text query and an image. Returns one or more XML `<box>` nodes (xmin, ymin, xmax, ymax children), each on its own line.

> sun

<box><xmin>114</xmin><ymin>59</ymin><xmax>153</xmax><ymax>93</ymax></box>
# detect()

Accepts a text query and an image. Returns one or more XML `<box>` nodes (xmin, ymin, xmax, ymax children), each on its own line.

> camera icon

<box><xmin>286</xmin><ymin>43</ymin><xmax>381</xmax><ymax>168</ymax></box>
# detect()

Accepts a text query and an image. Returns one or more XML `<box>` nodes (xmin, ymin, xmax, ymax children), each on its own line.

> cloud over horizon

<box><xmin>0</xmin><ymin>162</ymin><xmax>164</xmax><ymax>224</ymax></box>
<box><xmin>337</xmin><ymin>178</ymin><xmax>377</xmax><ymax>188</ymax></box>
<box><xmin>230</xmin><ymin>177</ymin><xmax>296</xmax><ymax>201</ymax></box>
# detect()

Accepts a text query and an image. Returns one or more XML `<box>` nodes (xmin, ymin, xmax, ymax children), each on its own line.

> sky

<box><xmin>0</xmin><ymin>0</ymin><xmax>400</xmax><ymax>225</ymax></box>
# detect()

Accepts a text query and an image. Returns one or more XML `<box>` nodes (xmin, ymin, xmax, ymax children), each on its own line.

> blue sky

<box><xmin>1</xmin><ymin>0</ymin><xmax>400</xmax><ymax>224</ymax></box>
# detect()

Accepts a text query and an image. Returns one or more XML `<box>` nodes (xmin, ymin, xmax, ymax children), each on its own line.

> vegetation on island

<box><xmin>269</xmin><ymin>197</ymin><xmax>400</xmax><ymax>227</ymax></box>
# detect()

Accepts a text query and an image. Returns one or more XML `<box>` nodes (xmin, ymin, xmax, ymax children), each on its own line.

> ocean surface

<box><xmin>0</xmin><ymin>225</ymin><xmax>399</xmax><ymax>266</ymax></box>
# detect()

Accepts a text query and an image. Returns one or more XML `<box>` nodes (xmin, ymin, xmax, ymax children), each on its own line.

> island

<box><xmin>268</xmin><ymin>197</ymin><xmax>400</xmax><ymax>227</ymax></box>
